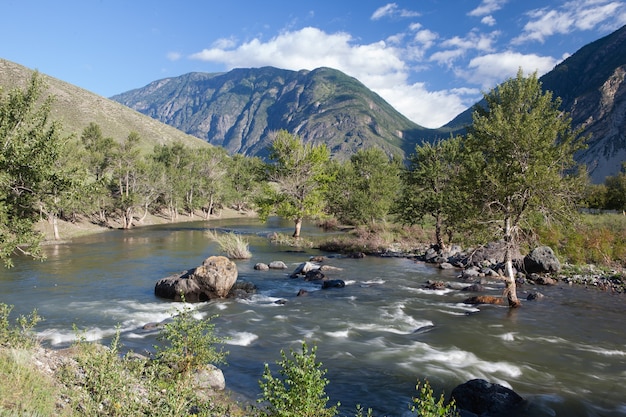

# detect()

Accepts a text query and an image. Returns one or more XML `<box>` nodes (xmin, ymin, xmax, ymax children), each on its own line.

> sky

<box><xmin>2</xmin><ymin>1</ymin><xmax>626</xmax><ymax>129</ymax></box>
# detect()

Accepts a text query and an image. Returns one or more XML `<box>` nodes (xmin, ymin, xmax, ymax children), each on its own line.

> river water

<box><xmin>0</xmin><ymin>218</ymin><xmax>625</xmax><ymax>416</ymax></box>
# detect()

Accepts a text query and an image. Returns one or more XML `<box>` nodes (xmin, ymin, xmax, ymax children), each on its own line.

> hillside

<box><xmin>111</xmin><ymin>66</ymin><xmax>439</xmax><ymax>160</ymax></box>
<box><xmin>0</xmin><ymin>59</ymin><xmax>210</xmax><ymax>151</ymax></box>
<box><xmin>445</xmin><ymin>25</ymin><xmax>626</xmax><ymax>183</ymax></box>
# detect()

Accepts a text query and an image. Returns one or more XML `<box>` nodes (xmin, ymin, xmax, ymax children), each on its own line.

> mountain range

<box><xmin>110</xmin><ymin>66</ymin><xmax>440</xmax><ymax>161</ymax></box>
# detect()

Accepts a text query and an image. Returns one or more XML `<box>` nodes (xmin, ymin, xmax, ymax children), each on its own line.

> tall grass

<box><xmin>206</xmin><ymin>230</ymin><xmax>252</xmax><ymax>259</ymax></box>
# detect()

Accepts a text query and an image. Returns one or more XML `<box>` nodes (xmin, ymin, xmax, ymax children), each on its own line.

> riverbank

<box><xmin>36</xmin><ymin>208</ymin><xmax>258</xmax><ymax>242</ymax></box>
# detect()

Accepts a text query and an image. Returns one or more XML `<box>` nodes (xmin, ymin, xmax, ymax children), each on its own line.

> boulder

<box><xmin>191</xmin><ymin>256</ymin><xmax>238</xmax><ymax>298</ymax></box>
<box><xmin>291</xmin><ymin>261</ymin><xmax>320</xmax><ymax>277</ymax></box>
<box><xmin>154</xmin><ymin>256</ymin><xmax>238</xmax><ymax>302</ymax></box>
<box><xmin>321</xmin><ymin>279</ymin><xmax>345</xmax><ymax>289</ymax></box>
<box><xmin>192</xmin><ymin>364</ymin><xmax>225</xmax><ymax>392</ymax></box>
<box><xmin>254</xmin><ymin>263</ymin><xmax>269</xmax><ymax>271</ymax></box>
<box><xmin>523</xmin><ymin>246</ymin><xmax>561</xmax><ymax>274</ymax></box>
<box><xmin>463</xmin><ymin>241</ymin><xmax>522</xmax><ymax>268</ymax></box>
<box><xmin>304</xmin><ymin>270</ymin><xmax>326</xmax><ymax>281</ymax></box>
<box><xmin>463</xmin><ymin>295</ymin><xmax>506</xmax><ymax>305</ymax></box>
<box><xmin>269</xmin><ymin>261</ymin><xmax>288</xmax><ymax>269</ymax></box>
<box><xmin>451</xmin><ymin>379</ymin><xmax>525</xmax><ymax>417</ymax></box>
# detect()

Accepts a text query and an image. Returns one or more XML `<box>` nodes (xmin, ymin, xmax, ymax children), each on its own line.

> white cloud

<box><xmin>460</xmin><ymin>51</ymin><xmax>559</xmax><ymax>89</ymax></box>
<box><xmin>371</xmin><ymin>2</ymin><xmax>420</xmax><ymax>20</ymax></box>
<box><xmin>468</xmin><ymin>0</ymin><xmax>508</xmax><ymax>17</ymax></box>
<box><xmin>189</xmin><ymin>26</ymin><xmax>467</xmax><ymax>128</ymax></box>
<box><xmin>513</xmin><ymin>0</ymin><xmax>626</xmax><ymax>44</ymax></box>
<box><xmin>166</xmin><ymin>52</ymin><xmax>181</xmax><ymax>61</ymax></box>
<box><xmin>481</xmin><ymin>15</ymin><xmax>497</xmax><ymax>26</ymax></box>
<box><xmin>371</xmin><ymin>3</ymin><xmax>398</xmax><ymax>20</ymax></box>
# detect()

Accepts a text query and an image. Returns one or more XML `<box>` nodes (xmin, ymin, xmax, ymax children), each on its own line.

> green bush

<box><xmin>410</xmin><ymin>380</ymin><xmax>459</xmax><ymax>417</ymax></box>
<box><xmin>0</xmin><ymin>303</ymin><xmax>42</xmax><ymax>348</ymax></box>
<box><xmin>256</xmin><ymin>342</ymin><xmax>338</xmax><ymax>417</ymax></box>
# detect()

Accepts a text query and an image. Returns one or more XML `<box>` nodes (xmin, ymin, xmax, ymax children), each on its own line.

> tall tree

<box><xmin>604</xmin><ymin>163</ymin><xmax>626</xmax><ymax>212</ymax></box>
<box><xmin>395</xmin><ymin>136</ymin><xmax>470</xmax><ymax>250</ymax></box>
<box><xmin>327</xmin><ymin>147</ymin><xmax>401</xmax><ymax>225</ymax></box>
<box><xmin>465</xmin><ymin>69</ymin><xmax>587</xmax><ymax>307</ymax></box>
<box><xmin>0</xmin><ymin>72</ymin><xmax>72</xmax><ymax>266</ymax></box>
<box><xmin>110</xmin><ymin>131</ymin><xmax>143</xmax><ymax>229</ymax></box>
<box><xmin>258</xmin><ymin>130</ymin><xmax>331</xmax><ymax>238</ymax></box>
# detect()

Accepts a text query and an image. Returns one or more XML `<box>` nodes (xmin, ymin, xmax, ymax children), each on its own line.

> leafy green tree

<box><xmin>395</xmin><ymin>137</ymin><xmax>470</xmax><ymax>250</ymax></box>
<box><xmin>604</xmin><ymin>163</ymin><xmax>626</xmax><ymax>212</ymax></box>
<box><xmin>227</xmin><ymin>153</ymin><xmax>263</xmax><ymax>212</ymax></box>
<box><xmin>257</xmin><ymin>342</ymin><xmax>338</xmax><ymax>417</ymax></box>
<box><xmin>258</xmin><ymin>130</ymin><xmax>332</xmax><ymax>238</ymax></box>
<box><xmin>109</xmin><ymin>131</ymin><xmax>144</xmax><ymax>229</ymax></box>
<box><xmin>465</xmin><ymin>69</ymin><xmax>587</xmax><ymax>307</ymax></box>
<box><xmin>327</xmin><ymin>148</ymin><xmax>401</xmax><ymax>225</ymax></box>
<box><xmin>410</xmin><ymin>380</ymin><xmax>459</xmax><ymax>417</ymax></box>
<box><xmin>0</xmin><ymin>72</ymin><xmax>72</xmax><ymax>266</ymax></box>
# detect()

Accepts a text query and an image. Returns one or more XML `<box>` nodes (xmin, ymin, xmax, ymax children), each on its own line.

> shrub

<box><xmin>256</xmin><ymin>342</ymin><xmax>338</xmax><ymax>417</ymax></box>
<box><xmin>0</xmin><ymin>303</ymin><xmax>42</xmax><ymax>348</ymax></box>
<box><xmin>410</xmin><ymin>379</ymin><xmax>459</xmax><ymax>417</ymax></box>
<box><xmin>155</xmin><ymin>303</ymin><xmax>227</xmax><ymax>376</ymax></box>
<box><xmin>206</xmin><ymin>230</ymin><xmax>252</xmax><ymax>259</ymax></box>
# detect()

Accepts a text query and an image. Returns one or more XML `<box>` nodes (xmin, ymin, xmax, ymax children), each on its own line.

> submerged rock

<box><xmin>451</xmin><ymin>379</ymin><xmax>525</xmax><ymax>416</ymax></box>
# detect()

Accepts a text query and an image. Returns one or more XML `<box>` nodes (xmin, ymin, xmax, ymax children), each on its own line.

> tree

<box><xmin>109</xmin><ymin>131</ymin><xmax>144</xmax><ymax>229</ymax></box>
<box><xmin>395</xmin><ymin>137</ymin><xmax>470</xmax><ymax>250</ymax></box>
<box><xmin>604</xmin><ymin>163</ymin><xmax>626</xmax><ymax>212</ymax></box>
<box><xmin>327</xmin><ymin>147</ymin><xmax>401</xmax><ymax>225</ymax></box>
<box><xmin>258</xmin><ymin>130</ymin><xmax>331</xmax><ymax>238</ymax></box>
<box><xmin>0</xmin><ymin>72</ymin><xmax>72</xmax><ymax>266</ymax></box>
<box><xmin>465</xmin><ymin>69</ymin><xmax>587</xmax><ymax>307</ymax></box>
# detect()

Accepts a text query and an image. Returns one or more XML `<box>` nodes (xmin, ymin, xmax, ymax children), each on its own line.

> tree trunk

<box><xmin>293</xmin><ymin>217</ymin><xmax>303</xmax><ymax>238</ymax></box>
<box><xmin>503</xmin><ymin>216</ymin><xmax>521</xmax><ymax>308</ymax></box>
<box><xmin>50</xmin><ymin>213</ymin><xmax>60</xmax><ymax>241</ymax></box>
<box><xmin>435</xmin><ymin>211</ymin><xmax>446</xmax><ymax>251</ymax></box>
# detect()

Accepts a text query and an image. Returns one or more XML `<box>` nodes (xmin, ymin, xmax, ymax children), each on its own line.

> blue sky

<box><xmin>2</xmin><ymin>1</ymin><xmax>626</xmax><ymax>128</ymax></box>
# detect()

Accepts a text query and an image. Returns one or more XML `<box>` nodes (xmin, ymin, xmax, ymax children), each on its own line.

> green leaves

<box><xmin>257</xmin><ymin>342</ymin><xmax>338</xmax><ymax>417</ymax></box>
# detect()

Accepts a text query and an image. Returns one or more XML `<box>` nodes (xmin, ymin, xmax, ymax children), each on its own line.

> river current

<box><xmin>0</xmin><ymin>217</ymin><xmax>625</xmax><ymax>416</ymax></box>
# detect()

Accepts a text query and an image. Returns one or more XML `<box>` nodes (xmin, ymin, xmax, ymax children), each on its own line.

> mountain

<box><xmin>445</xmin><ymin>25</ymin><xmax>626</xmax><ymax>183</ymax></box>
<box><xmin>110</xmin><ymin>66</ymin><xmax>439</xmax><ymax>160</ymax></box>
<box><xmin>0</xmin><ymin>59</ymin><xmax>210</xmax><ymax>152</ymax></box>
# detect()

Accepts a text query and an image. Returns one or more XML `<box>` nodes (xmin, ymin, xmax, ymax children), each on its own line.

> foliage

<box><xmin>395</xmin><ymin>136</ymin><xmax>470</xmax><ymax>250</ymax></box>
<box><xmin>464</xmin><ymin>69</ymin><xmax>587</xmax><ymax>306</ymax></box>
<box><xmin>603</xmin><ymin>163</ymin><xmax>626</xmax><ymax>211</ymax></box>
<box><xmin>326</xmin><ymin>147</ymin><xmax>401</xmax><ymax>225</ymax></box>
<box><xmin>0</xmin><ymin>303</ymin><xmax>42</xmax><ymax>349</ymax></box>
<box><xmin>0</xmin><ymin>72</ymin><xmax>74</xmax><ymax>266</ymax></box>
<box><xmin>256</xmin><ymin>342</ymin><xmax>339</xmax><ymax>417</ymax></box>
<box><xmin>257</xmin><ymin>130</ymin><xmax>332</xmax><ymax>238</ymax></box>
<box><xmin>410</xmin><ymin>380</ymin><xmax>459</xmax><ymax>417</ymax></box>
<box><xmin>57</xmin><ymin>304</ymin><xmax>232</xmax><ymax>417</ymax></box>
<box><xmin>206</xmin><ymin>229</ymin><xmax>252</xmax><ymax>259</ymax></box>
<box><xmin>155</xmin><ymin>303</ymin><xmax>227</xmax><ymax>376</ymax></box>
<box><xmin>537</xmin><ymin>213</ymin><xmax>626</xmax><ymax>267</ymax></box>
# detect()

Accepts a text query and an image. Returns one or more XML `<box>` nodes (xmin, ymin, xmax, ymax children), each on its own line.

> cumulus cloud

<box><xmin>460</xmin><ymin>51</ymin><xmax>559</xmax><ymax>88</ymax></box>
<box><xmin>513</xmin><ymin>0</ymin><xmax>626</xmax><ymax>44</ymax></box>
<box><xmin>189</xmin><ymin>26</ymin><xmax>468</xmax><ymax>128</ymax></box>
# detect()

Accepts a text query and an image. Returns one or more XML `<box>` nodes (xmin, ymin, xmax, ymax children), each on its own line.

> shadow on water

<box><xmin>1</xmin><ymin>218</ymin><xmax>625</xmax><ymax>416</ymax></box>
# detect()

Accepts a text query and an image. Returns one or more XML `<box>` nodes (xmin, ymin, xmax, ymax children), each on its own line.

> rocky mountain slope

<box><xmin>0</xmin><ymin>59</ymin><xmax>209</xmax><ymax>152</ymax></box>
<box><xmin>111</xmin><ymin>66</ymin><xmax>438</xmax><ymax>159</ymax></box>
<box><xmin>446</xmin><ymin>25</ymin><xmax>626</xmax><ymax>183</ymax></box>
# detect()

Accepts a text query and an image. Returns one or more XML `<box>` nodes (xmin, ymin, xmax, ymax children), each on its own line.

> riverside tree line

<box><xmin>2</xmin><ymin>71</ymin><xmax>625</xmax><ymax>286</ymax></box>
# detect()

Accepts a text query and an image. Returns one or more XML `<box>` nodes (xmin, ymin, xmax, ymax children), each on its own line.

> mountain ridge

<box><xmin>111</xmin><ymin>66</ymin><xmax>439</xmax><ymax>160</ymax></box>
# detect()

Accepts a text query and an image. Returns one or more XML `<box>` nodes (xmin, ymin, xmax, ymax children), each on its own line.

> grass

<box><xmin>206</xmin><ymin>230</ymin><xmax>252</xmax><ymax>259</ymax></box>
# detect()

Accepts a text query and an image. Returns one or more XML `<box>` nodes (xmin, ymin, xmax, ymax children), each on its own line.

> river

<box><xmin>0</xmin><ymin>217</ymin><xmax>625</xmax><ymax>416</ymax></box>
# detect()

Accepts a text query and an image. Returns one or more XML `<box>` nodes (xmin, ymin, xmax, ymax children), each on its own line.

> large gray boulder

<box><xmin>155</xmin><ymin>256</ymin><xmax>238</xmax><ymax>302</ymax></box>
<box><xmin>523</xmin><ymin>246</ymin><xmax>561</xmax><ymax>274</ymax></box>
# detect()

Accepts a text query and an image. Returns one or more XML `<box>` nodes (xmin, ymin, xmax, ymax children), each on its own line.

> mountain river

<box><xmin>0</xmin><ymin>217</ymin><xmax>624</xmax><ymax>416</ymax></box>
